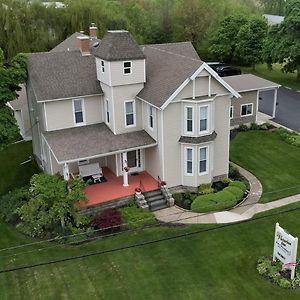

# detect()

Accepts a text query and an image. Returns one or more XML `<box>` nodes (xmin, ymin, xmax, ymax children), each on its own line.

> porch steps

<box><xmin>144</xmin><ymin>189</ymin><xmax>168</xmax><ymax>211</ymax></box>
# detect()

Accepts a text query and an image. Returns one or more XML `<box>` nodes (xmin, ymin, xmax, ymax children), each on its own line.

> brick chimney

<box><xmin>89</xmin><ymin>23</ymin><xmax>97</xmax><ymax>39</ymax></box>
<box><xmin>77</xmin><ymin>36</ymin><xmax>90</xmax><ymax>56</ymax></box>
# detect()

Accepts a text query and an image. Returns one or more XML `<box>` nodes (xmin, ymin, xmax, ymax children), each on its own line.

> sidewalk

<box><xmin>154</xmin><ymin>163</ymin><xmax>300</xmax><ymax>224</ymax></box>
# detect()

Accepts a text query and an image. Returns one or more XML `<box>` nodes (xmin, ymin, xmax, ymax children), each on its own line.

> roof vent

<box><xmin>92</xmin><ymin>41</ymin><xmax>100</xmax><ymax>48</ymax></box>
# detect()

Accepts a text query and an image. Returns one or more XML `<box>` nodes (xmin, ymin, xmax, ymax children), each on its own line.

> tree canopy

<box><xmin>263</xmin><ymin>0</ymin><xmax>300</xmax><ymax>80</ymax></box>
<box><xmin>17</xmin><ymin>174</ymin><xmax>89</xmax><ymax>237</ymax></box>
<box><xmin>0</xmin><ymin>48</ymin><xmax>27</xmax><ymax>148</ymax></box>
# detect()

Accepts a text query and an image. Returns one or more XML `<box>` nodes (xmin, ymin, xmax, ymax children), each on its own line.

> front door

<box><xmin>120</xmin><ymin>149</ymin><xmax>143</xmax><ymax>174</ymax></box>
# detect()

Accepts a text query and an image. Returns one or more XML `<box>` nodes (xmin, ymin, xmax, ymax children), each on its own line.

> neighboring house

<box><xmin>26</xmin><ymin>25</ymin><xmax>279</xmax><ymax>195</ymax></box>
<box><xmin>8</xmin><ymin>84</ymin><xmax>32</xmax><ymax>140</ymax></box>
<box><xmin>263</xmin><ymin>14</ymin><xmax>284</xmax><ymax>26</ymax></box>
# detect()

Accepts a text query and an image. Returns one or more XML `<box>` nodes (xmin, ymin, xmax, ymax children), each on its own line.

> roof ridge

<box><xmin>145</xmin><ymin>45</ymin><xmax>202</xmax><ymax>63</ymax></box>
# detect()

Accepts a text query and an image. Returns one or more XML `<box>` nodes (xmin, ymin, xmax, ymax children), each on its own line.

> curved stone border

<box><xmin>154</xmin><ymin>164</ymin><xmax>300</xmax><ymax>224</ymax></box>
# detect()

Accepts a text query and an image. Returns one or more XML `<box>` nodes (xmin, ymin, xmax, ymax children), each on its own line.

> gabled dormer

<box><xmin>94</xmin><ymin>30</ymin><xmax>146</xmax><ymax>87</ymax></box>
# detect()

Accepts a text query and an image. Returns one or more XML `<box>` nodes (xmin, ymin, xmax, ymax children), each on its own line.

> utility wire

<box><xmin>1</xmin><ymin>185</ymin><xmax>300</xmax><ymax>254</ymax></box>
<box><xmin>1</xmin><ymin>204</ymin><xmax>300</xmax><ymax>274</ymax></box>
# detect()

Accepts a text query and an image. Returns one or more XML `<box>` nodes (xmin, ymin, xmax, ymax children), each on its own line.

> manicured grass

<box><xmin>239</xmin><ymin>63</ymin><xmax>300</xmax><ymax>91</ymax></box>
<box><xmin>0</xmin><ymin>141</ymin><xmax>39</xmax><ymax>196</ymax></box>
<box><xmin>230</xmin><ymin>130</ymin><xmax>300</xmax><ymax>202</ymax></box>
<box><xmin>2</xmin><ymin>202</ymin><xmax>300</xmax><ymax>299</ymax></box>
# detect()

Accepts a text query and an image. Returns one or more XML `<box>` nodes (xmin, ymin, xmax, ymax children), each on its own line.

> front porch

<box><xmin>80</xmin><ymin>167</ymin><xmax>159</xmax><ymax>208</ymax></box>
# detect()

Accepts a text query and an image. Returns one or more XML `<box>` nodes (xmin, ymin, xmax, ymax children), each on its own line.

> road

<box><xmin>259</xmin><ymin>87</ymin><xmax>300</xmax><ymax>132</ymax></box>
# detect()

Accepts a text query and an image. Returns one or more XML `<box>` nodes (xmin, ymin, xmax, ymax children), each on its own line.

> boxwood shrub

<box><xmin>119</xmin><ymin>206</ymin><xmax>155</xmax><ymax>229</ymax></box>
<box><xmin>191</xmin><ymin>181</ymin><xmax>247</xmax><ymax>213</ymax></box>
<box><xmin>229</xmin><ymin>181</ymin><xmax>247</xmax><ymax>191</ymax></box>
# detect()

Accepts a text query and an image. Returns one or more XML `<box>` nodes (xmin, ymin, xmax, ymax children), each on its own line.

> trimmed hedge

<box><xmin>229</xmin><ymin>181</ymin><xmax>247</xmax><ymax>191</ymax></box>
<box><xmin>191</xmin><ymin>181</ymin><xmax>247</xmax><ymax>213</ymax></box>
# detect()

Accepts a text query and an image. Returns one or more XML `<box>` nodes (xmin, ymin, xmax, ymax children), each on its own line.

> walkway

<box><xmin>154</xmin><ymin>163</ymin><xmax>300</xmax><ymax>224</ymax></box>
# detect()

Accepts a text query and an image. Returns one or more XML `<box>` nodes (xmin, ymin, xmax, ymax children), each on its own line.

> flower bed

<box><xmin>257</xmin><ymin>256</ymin><xmax>300</xmax><ymax>289</ymax></box>
<box><xmin>173</xmin><ymin>179</ymin><xmax>248</xmax><ymax>212</ymax></box>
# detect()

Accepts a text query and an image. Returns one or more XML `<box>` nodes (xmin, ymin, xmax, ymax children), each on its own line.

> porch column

<box><xmin>63</xmin><ymin>163</ymin><xmax>70</xmax><ymax>181</ymax></box>
<box><xmin>272</xmin><ymin>88</ymin><xmax>278</xmax><ymax>118</ymax></box>
<box><xmin>122</xmin><ymin>152</ymin><xmax>129</xmax><ymax>187</ymax></box>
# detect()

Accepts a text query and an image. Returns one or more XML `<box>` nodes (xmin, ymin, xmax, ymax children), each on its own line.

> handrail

<box><xmin>157</xmin><ymin>176</ymin><xmax>162</xmax><ymax>188</ymax></box>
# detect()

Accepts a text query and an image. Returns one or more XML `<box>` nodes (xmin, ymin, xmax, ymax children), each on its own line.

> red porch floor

<box><xmin>80</xmin><ymin>167</ymin><xmax>159</xmax><ymax>208</ymax></box>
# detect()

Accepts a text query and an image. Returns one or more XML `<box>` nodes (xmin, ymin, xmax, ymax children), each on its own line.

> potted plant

<box><xmin>160</xmin><ymin>180</ymin><xmax>167</xmax><ymax>187</ymax></box>
<box><xmin>135</xmin><ymin>187</ymin><xmax>142</xmax><ymax>195</ymax></box>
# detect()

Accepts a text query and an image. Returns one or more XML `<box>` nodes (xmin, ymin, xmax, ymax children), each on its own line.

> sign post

<box><xmin>273</xmin><ymin>223</ymin><xmax>298</xmax><ymax>280</ymax></box>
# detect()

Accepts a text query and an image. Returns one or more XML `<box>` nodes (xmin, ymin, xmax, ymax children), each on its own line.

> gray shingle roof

<box><xmin>50</xmin><ymin>32</ymin><xmax>101</xmax><ymax>53</ymax></box>
<box><xmin>9</xmin><ymin>84</ymin><xmax>27</xmax><ymax>110</ymax></box>
<box><xmin>223</xmin><ymin>74</ymin><xmax>280</xmax><ymax>93</ymax></box>
<box><xmin>44</xmin><ymin>123</ymin><xmax>156</xmax><ymax>162</ymax></box>
<box><xmin>92</xmin><ymin>30</ymin><xmax>145</xmax><ymax>61</ymax></box>
<box><xmin>27</xmin><ymin>50</ymin><xmax>103</xmax><ymax>101</ymax></box>
<box><xmin>179</xmin><ymin>131</ymin><xmax>217</xmax><ymax>144</ymax></box>
<box><xmin>137</xmin><ymin>45</ymin><xmax>203</xmax><ymax>108</ymax></box>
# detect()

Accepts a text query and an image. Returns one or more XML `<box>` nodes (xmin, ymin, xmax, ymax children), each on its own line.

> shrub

<box><xmin>173</xmin><ymin>193</ymin><xmax>183</xmax><ymax>206</ymax></box>
<box><xmin>0</xmin><ymin>187</ymin><xmax>29</xmax><ymax>223</ymax></box>
<box><xmin>224</xmin><ymin>186</ymin><xmax>244</xmax><ymax>201</ymax></box>
<box><xmin>119</xmin><ymin>206</ymin><xmax>155</xmax><ymax>229</ymax></box>
<box><xmin>182</xmin><ymin>199</ymin><xmax>192</xmax><ymax>210</ymax></box>
<box><xmin>198</xmin><ymin>184</ymin><xmax>214</xmax><ymax>195</ymax></box>
<box><xmin>238</xmin><ymin>124</ymin><xmax>249</xmax><ymax>131</ymax></box>
<box><xmin>229</xmin><ymin>181</ymin><xmax>247</xmax><ymax>192</ymax></box>
<box><xmin>276</xmin><ymin>128</ymin><xmax>300</xmax><ymax>148</ymax></box>
<box><xmin>229</xmin><ymin>164</ymin><xmax>240</xmax><ymax>179</ymax></box>
<box><xmin>191</xmin><ymin>190</ymin><xmax>236</xmax><ymax>213</ymax></box>
<box><xmin>250</xmin><ymin>122</ymin><xmax>260</xmax><ymax>130</ymax></box>
<box><xmin>91</xmin><ymin>208</ymin><xmax>122</xmax><ymax>233</ymax></box>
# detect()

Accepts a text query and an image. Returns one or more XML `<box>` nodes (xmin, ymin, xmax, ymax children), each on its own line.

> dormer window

<box><xmin>101</xmin><ymin>60</ymin><xmax>105</xmax><ymax>73</ymax></box>
<box><xmin>123</xmin><ymin>61</ymin><xmax>132</xmax><ymax>74</ymax></box>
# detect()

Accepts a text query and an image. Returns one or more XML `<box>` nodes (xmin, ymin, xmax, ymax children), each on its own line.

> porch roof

<box><xmin>43</xmin><ymin>123</ymin><xmax>156</xmax><ymax>163</ymax></box>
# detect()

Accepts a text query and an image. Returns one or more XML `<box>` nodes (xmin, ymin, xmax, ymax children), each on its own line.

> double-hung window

<box><xmin>106</xmin><ymin>99</ymin><xmax>110</xmax><ymax>124</ymax></box>
<box><xmin>199</xmin><ymin>147</ymin><xmax>208</xmax><ymax>174</ymax></box>
<box><xmin>149</xmin><ymin>105</ymin><xmax>154</xmax><ymax>129</ymax></box>
<box><xmin>230</xmin><ymin>106</ymin><xmax>234</xmax><ymax>119</ymax></box>
<box><xmin>185</xmin><ymin>147</ymin><xmax>194</xmax><ymax>175</ymax></box>
<box><xmin>123</xmin><ymin>61</ymin><xmax>132</xmax><ymax>74</ymax></box>
<box><xmin>199</xmin><ymin>105</ymin><xmax>208</xmax><ymax>133</ymax></box>
<box><xmin>101</xmin><ymin>60</ymin><xmax>105</xmax><ymax>73</ymax></box>
<box><xmin>241</xmin><ymin>103</ymin><xmax>253</xmax><ymax>116</ymax></box>
<box><xmin>73</xmin><ymin>99</ymin><xmax>84</xmax><ymax>125</ymax></box>
<box><xmin>185</xmin><ymin>106</ymin><xmax>194</xmax><ymax>134</ymax></box>
<box><xmin>125</xmin><ymin>100</ymin><xmax>135</xmax><ymax>127</ymax></box>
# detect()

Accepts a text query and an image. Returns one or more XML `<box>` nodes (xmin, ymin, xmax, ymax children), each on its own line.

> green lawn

<box><xmin>1</xmin><ymin>203</ymin><xmax>300</xmax><ymax>299</ymax></box>
<box><xmin>239</xmin><ymin>63</ymin><xmax>300</xmax><ymax>91</ymax></box>
<box><xmin>0</xmin><ymin>141</ymin><xmax>39</xmax><ymax>196</ymax></box>
<box><xmin>230</xmin><ymin>130</ymin><xmax>300</xmax><ymax>202</ymax></box>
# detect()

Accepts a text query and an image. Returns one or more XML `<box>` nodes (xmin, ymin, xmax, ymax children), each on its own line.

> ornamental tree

<box><xmin>17</xmin><ymin>174</ymin><xmax>89</xmax><ymax>237</ymax></box>
<box><xmin>263</xmin><ymin>0</ymin><xmax>300</xmax><ymax>80</ymax></box>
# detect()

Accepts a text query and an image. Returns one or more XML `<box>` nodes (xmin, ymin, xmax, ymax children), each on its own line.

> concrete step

<box><xmin>149</xmin><ymin>201</ymin><xmax>168</xmax><ymax>211</ymax></box>
<box><xmin>144</xmin><ymin>189</ymin><xmax>161</xmax><ymax>198</ymax></box>
<box><xmin>146</xmin><ymin>194</ymin><xmax>165</xmax><ymax>203</ymax></box>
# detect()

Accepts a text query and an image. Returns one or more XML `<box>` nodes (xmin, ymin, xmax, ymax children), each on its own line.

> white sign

<box><xmin>273</xmin><ymin>223</ymin><xmax>298</xmax><ymax>279</ymax></box>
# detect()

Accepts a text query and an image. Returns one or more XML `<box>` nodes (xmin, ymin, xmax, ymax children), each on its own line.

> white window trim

<box><xmin>198</xmin><ymin>104</ymin><xmax>210</xmax><ymax>135</ymax></box>
<box><xmin>241</xmin><ymin>103</ymin><xmax>253</xmax><ymax>117</ymax></box>
<box><xmin>101</xmin><ymin>60</ymin><xmax>105</xmax><ymax>73</ymax></box>
<box><xmin>184</xmin><ymin>105</ymin><xmax>194</xmax><ymax>135</ymax></box>
<box><xmin>148</xmin><ymin>105</ymin><xmax>154</xmax><ymax>130</ymax></box>
<box><xmin>123</xmin><ymin>61</ymin><xmax>132</xmax><ymax>75</ymax></box>
<box><xmin>230</xmin><ymin>106</ymin><xmax>234</xmax><ymax>119</ymax></box>
<box><xmin>124</xmin><ymin>99</ymin><xmax>136</xmax><ymax>128</ymax></box>
<box><xmin>105</xmin><ymin>98</ymin><xmax>110</xmax><ymax>124</ymax></box>
<box><xmin>72</xmin><ymin>98</ymin><xmax>86</xmax><ymax>126</ymax></box>
<box><xmin>184</xmin><ymin>147</ymin><xmax>194</xmax><ymax>176</ymax></box>
<box><xmin>198</xmin><ymin>146</ymin><xmax>209</xmax><ymax>176</ymax></box>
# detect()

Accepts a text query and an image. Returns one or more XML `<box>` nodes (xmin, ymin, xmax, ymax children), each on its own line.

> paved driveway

<box><xmin>259</xmin><ymin>87</ymin><xmax>300</xmax><ymax>132</ymax></box>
